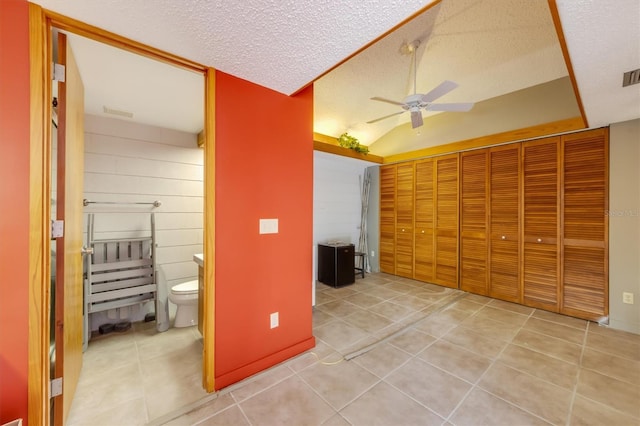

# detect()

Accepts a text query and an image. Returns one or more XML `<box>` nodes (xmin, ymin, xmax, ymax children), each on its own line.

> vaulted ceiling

<box><xmin>33</xmin><ymin>0</ymin><xmax>640</xmax><ymax>157</ymax></box>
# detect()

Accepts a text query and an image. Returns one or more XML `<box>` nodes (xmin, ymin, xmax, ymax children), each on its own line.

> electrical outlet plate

<box><xmin>623</xmin><ymin>292</ymin><xmax>634</xmax><ymax>304</ymax></box>
<box><xmin>270</xmin><ymin>312</ymin><xmax>279</xmax><ymax>328</ymax></box>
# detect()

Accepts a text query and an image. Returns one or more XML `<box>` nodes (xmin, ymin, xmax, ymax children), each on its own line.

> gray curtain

<box><xmin>358</xmin><ymin>168</ymin><xmax>372</xmax><ymax>272</ymax></box>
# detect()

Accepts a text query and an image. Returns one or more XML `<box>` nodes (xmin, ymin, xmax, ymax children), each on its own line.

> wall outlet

<box><xmin>371</xmin><ymin>250</ymin><xmax>375</xmax><ymax>257</ymax></box>
<box><xmin>623</xmin><ymin>292</ymin><xmax>634</xmax><ymax>304</ymax></box>
<box><xmin>270</xmin><ymin>312</ymin><xmax>279</xmax><ymax>328</ymax></box>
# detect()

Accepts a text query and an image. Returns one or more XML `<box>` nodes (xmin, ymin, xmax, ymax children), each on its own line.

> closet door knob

<box><xmin>402</xmin><ymin>229</ymin><xmax>405</xmax><ymax>232</ymax></box>
<box><xmin>501</xmin><ymin>235</ymin><xmax>506</xmax><ymax>240</ymax></box>
<box><xmin>537</xmin><ymin>238</ymin><xmax>543</xmax><ymax>243</ymax></box>
<box><xmin>421</xmin><ymin>230</ymin><xmax>425</xmax><ymax>234</ymax></box>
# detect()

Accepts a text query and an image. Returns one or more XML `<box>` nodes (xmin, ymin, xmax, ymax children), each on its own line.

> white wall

<box><xmin>83</xmin><ymin>115</ymin><xmax>203</xmax><ymax>329</ymax></box>
<box><xmin>313</xmin><ymin>151</ymin><xmax>378</xmax><ymax>300</ymax></box>
<box><xmin>609</xmin><ymin>118</ymin><xmax>640</xmax><ymax>334</ymax></box>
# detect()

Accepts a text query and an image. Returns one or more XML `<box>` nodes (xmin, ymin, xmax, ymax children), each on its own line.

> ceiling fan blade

<box><xmin>421</xmin><ymin>80</ymin><xmax>459</xmax><ymax>103</ymax></box>
<box><xmin>366</xmin><ymin>110</ymin><xmax>406</xmax><ymax>124</ymax></box>
<box><xmin>410</xmin><ymin>110</ymin><xmax>423</xmax><ymax>128</ymax></box>
<box><xmin>425</xmin><ymin>102</ymin><xmax>474</xmax><ymax>112</ymax></box>
<box><xmin>371</xmin><ymin>96</ymin><xmax>406</xmax><ymax>106</ymax></box>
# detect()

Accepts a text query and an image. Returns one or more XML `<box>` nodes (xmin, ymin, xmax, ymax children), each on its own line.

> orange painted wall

<box><xmin>214</xmin><ymin>71</ymin><xmax>315</xmax><ymax>388</ymax></box>
<box><xmin>0</xmin><ymin>0</ymin><xmax>31</xmax><ymax>423</ymax></box>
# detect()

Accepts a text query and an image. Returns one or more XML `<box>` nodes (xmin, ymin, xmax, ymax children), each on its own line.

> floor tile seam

<box><xmin>423</xmin><ymin>335</ymin><xmax>494</xmax><ymax>366</ymax></box>
<box><xmin>577</xmin><ymin>366</ymin><xmax>640</xmax><ymax>388</ymax></box>
<box><xmin>410</xmin><ymin>353</ymin><xmax>480</xmax><ymax>388</ymax></box>
<box><xmin>507</xmin><ymin>339</ymin><xmax>583</xmax><ymax>367</ymax></box>
<box><xmin>530</xmin><ymin>312</ymin><xmax>590</xmax><ymax>331</ymax></box>
<box><xmin>565</xmin><ymin>320</ymin><xmax>592</xmax><ymax>426</ymax></box>
<box><xmin>226</xmin><ymin>365</ymin><xmax>297</xmax><ymax>405</ymax></box>
<box><xmin>466</xmin><ymin>336</ymin><xmax>566</xmax><ymax>426</ymax></box>
<box><xmin>456</xmin><ymin>386</ymin><xmax>557</xmax><ymax>426</ymax></box>
<box><xmin>582</xmin><ymin>341</ymin><xmax>640</xmax><ymax>363</ymax></box>
<box><xmin>379</xmin><ymin>377</ymin><xmax>448</xmax><ymax>421</ymax></box>
<box><xmin>342</xmin><ymin>294</ymin><xmax>466</xmax><ymax>361</ymax></box>
<box><xmin>526</xmin><ymin>315</ymin><xmax>589</xmax><ymax>335</ymax></box>
<box><xmin>476</xmin><ymin>305</ymin><xmax>535</xmax><ymax>323</ymax></box>
<box><xmin>293</xmin><ymin>364</ymin><xmax>378</xmax><ymax>416</ymax></box>
<box><xmin>569</xmin><ymin>391</ymin><xmax>640</xmax><ymax>421</ymax></box>
<box><xmin>233</xmin><ymin>399</ymin><xmax>255</xmax><ymax>426</ymax></box>
<box><xmin>133</xmin><ymin>333</ymin><xmax>153</xmax><ymax>425</ymax></box>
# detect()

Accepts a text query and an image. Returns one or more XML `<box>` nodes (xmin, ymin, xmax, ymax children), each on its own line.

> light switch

<box><xmin>259</xmin><ymin>218</ymin><xmax>278</xmax><ymax>234</ymax></box>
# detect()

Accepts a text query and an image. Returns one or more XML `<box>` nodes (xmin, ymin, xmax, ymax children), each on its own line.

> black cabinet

<box><xmin>318</xmin><ymin>243</ymin><xmax>355</xmax><ymax>287</ymax></box>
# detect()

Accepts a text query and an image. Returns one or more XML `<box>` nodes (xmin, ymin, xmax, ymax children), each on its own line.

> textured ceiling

<box><xmin>314</xmin><ymin>0</ymin><xmax>569</xmax><ymax>145</ymax></box>
<box><xmin>32</xmin><ymin>0</ymin><xmax>640</xmax><ymax>153</ymax></box>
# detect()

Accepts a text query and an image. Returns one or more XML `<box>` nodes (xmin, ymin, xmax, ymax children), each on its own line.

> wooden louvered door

<box><xmin>561</xmin><ymin>128</ymin><xmax>608</xmax><ymax>321</ymax></box>
<box><xmin>489</xmin><ymin>144</ymin><xmax>521</xmax><ymax>302</ymax></box>
<box><xmin>434</xmin><ymin>154</ymin><xmax>459</xmax><ymax>288</ymax></box>
<box><xmin>522</xmin><ymin>137</ymin><xmax>560</xmax><ymax>311</ymax></box>
<box><xmin>460</xmin><ymin>150</ymin><xmax>488</xmax><ymax>295</ymax></box>
<box><xmin>379</xmin><ymin>165</ymin><xmax>397</xmax><ymax>274</ymax></box>
<box><xmin>395</xmin><ymin>162</ymin><xmax>415</xmax><ymax>278</ymax></box>
<box><xmin>414</xmin><ymin>159</ymin><xmax>435</xmax><ymax>282</ymax></box>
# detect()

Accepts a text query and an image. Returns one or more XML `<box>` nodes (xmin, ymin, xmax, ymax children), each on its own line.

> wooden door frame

<box><xmin>27</xmin><ymin>5</ymin><xmax>216</xmax><ymax>424</ymax></box>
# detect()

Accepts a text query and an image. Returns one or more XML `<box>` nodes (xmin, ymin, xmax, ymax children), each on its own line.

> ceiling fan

<box><xmin>367</xmin><ymin>40</ymin><xmax>474</xmax><ymax>129</ymax></box>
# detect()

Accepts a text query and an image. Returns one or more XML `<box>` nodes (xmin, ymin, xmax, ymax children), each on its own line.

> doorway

<box><xmin>28</xmin><ymin>6</ymin><xmax>216</xmax><ymax>425</ymax></box>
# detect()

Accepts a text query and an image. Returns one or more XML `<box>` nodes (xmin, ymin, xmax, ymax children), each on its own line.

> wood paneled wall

<box><xmin>379</xmin><ymin>127</ymin><xmax>609</xmax><ymax>321</ymax></box>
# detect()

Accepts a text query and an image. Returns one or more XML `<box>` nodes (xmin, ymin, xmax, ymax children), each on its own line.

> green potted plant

<box><xmin>337</xmin><ymin>132</ymin><xmax>369</xmax><ymax>154</ymax></box>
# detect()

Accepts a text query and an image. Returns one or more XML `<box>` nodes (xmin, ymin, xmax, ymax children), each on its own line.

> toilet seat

<box><xmin>171</xmin><ymin>280</ymin><xmax>198</xmax><ymax>295</ymax></box>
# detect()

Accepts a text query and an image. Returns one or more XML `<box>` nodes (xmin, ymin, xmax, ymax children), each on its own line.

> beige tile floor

<box><xmin>66</xmin><ymin>320</ymin><xmax>206</xmax><ymax>425</ymax></box>
<box><xmin>70</xmin><ymin>273</ymin><xmax>640</xmax><ymax>425</ymax></box>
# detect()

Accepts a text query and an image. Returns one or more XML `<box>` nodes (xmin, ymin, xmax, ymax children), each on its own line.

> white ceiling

<box><xmin>33</xmin><ymin>0</ymin><xmax>640</xmax><ymax>151</ymax></box>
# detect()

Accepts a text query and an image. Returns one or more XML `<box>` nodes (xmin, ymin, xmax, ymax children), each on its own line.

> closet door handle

<box><xmin>501</xmin><ymin>235</ymin><xmax>506</xmax><ymax>240</ymax></box>
<box><xmin>421</xmin><ymin>230</ymin><xmax>425</xmax><ymax>234</ymax></box>
<box><xmin>81</xmin><ymin>246</ymin><xmax>94</xmax><ymax>255</ymax></box>
<box><xmin>537</xmin><ymin>238</ymin><xmax>543</xmax><ymax>243</ymax></box>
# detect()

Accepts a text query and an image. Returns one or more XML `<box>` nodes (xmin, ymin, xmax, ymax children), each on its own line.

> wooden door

<box><xmin>395</xmin><ymin>162</ymin><xmax>415</xmax><ymax>278</ymax></box>
<box><xmin>54</xmin><ymin>33</ymin><xmax>85</xmax><ymax>424</ymax></box>
<box><xmin>414</xmin><ymin>159</ymin><xmax>434</xmax><ymax>282</ymax></box>
<box><xmin>489</xmin><ymin>144</ymin><xmax>521</xmax><ymax>302</ymax></box>
<box><xmin>379</xmin><ymin>165</ymin><xmax>396</xmax><ymax>274</ymax></box>
<box><xmin>434</xmin><ymin>154</ymin><xmax>459</xmax><ymax>288</ymax></box>
<box><xmin>561</xmin><ymin>128</ymin><xmax>608</xmax><ymax>321</ymax></box>
<box><xmin>460</xmin><ymin>150</ymin><xmax>488</xmax><ymax>295</ymax></box>
<box><xmin>522</xmin><ymin>137</ymin><xmax>560</xmax><ymax>311</ymax></box>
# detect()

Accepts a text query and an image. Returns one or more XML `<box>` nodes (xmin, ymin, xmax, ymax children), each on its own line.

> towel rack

<box><xmin>83</xmin><ymin>199</ymin><xmax>161</xmax><ymax>208</ymax></box>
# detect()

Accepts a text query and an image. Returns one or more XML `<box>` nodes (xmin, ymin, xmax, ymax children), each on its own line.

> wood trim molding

<box><xmin>313</xmin><ymin>133</ymin><xmax>384</xmax><ymax>163</ymax></box>
<box><xmin>202</xmin><ymin>68</ymin><xmax>216</xmax><ymax>392</ymax></box>
<box><xmin>383</xmin><ymin>117</ymin><xmax>585</xmax><ymax>164</ymax></box>
<box><xmin>43</xmin><ymin>9</ymin><xmax>207</xmax><ymax>73</ymax></box>
<box><xmin>547</xmin><ymin>0</ymin><xmax>588</xmax><ymax>128</ymax></box>
<box><xmin>28</xmin><ymin>3</ymin><xmax>50</xmax><ymax>425</ymax></box>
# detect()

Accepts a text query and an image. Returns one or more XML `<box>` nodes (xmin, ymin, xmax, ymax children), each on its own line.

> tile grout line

<box><xmin>443</xmin><ymin>306</ymin><xmax>552</xmax><ymax>426</ymax></box>
<box><xmin>564</xmin><ymin>319</ymin><xmax>591</xmax><ymax>425</ymax></box>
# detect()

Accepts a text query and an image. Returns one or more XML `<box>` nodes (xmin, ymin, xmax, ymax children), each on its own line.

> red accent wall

<box><xmin>0</xmin><ymin>0</ymin><xmax>31</xmax><ymax>423</ymax></box>
<box><xmin>214</xmin><ymin>71</ymin><xmax>315</xmax><ymax>388</ymax></box>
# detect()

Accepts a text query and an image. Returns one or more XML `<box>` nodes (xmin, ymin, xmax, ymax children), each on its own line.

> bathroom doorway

<box><xmin>30</xmin><ymin>6</ymin><xmax>216</xmax><ymax>425</ymax></box>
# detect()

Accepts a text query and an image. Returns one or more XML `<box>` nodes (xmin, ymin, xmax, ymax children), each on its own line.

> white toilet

<box><xmin>168</xmin><ymin>280</ymin><xmax>199</xmax><ymax>327</ymax></box>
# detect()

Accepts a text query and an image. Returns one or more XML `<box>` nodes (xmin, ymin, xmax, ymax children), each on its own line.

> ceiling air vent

<box><xmin>622</xmin><ymin>68</ymin><xmax>640</xmax><ymax>87</ymax></box>
<box><xmin>103</xmin><ymin>106</ymin><xmax>134</xmax><ymax>119</ymax></box>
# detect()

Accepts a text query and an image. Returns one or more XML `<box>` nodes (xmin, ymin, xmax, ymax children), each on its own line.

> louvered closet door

<box><xmin>489</xmin><ymin>144</ymin><xmax>521</xmax><ymax>302</ymax></box>
<box><xmin>460</xmin><ymin>150</ymin><xmax>488</xmax><ymax>295</ymax></box>
<box><xmin>395</xmin><ymin>162</ymin><xmax>415</xmax><ymax>278</ymax></box>
<box><xmin>434</xmin><ymin>154</ymin><xmax>459</xmax><ymax>288</ymax></box>
<box><xmin>414</xmin><ymin>159</ymin><xmax>434</xmax><ymax>282</ymax></box>
<box><xmin>522</xmin><ymin>137</ymin><xmax>560</xmax><ymax>311</ymax></box>
<box><xmin>562</xmin><ymin>129</ymin><xmax>608</xmax><ymax>321</ymax></box>
<box><xmin>379</xmin><ymin>165</ymin><xmax>396</xmax><ymax>274</ymax></box>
